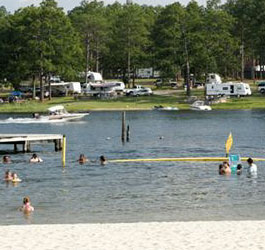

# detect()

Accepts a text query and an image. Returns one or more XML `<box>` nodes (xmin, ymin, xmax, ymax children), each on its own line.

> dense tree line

<box><xmin>0</xmin><ymin>0</ymin><xmax>265</xmax><ymax>97</ymax></box>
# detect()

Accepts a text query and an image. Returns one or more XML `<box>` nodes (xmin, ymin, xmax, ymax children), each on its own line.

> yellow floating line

<box><xmin>109</xmin><ymin>157</ymin><xmax>265</xmax><ymax>163</ymax></box>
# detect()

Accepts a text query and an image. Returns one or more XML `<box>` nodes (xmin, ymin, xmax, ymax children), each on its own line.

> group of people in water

<box><xmin>219</xmin><ymin>157</ymin><xmax>257</xmax><ymax>176</ymax></box>
<box><xmin>78</xmin><ymin>154</ymin><xmax>107</xmax><ymax>165</ymax></box>
<box><xmin>2</xmin><ymin>153</ymin><xmax>107</xmax><ymax>214</ymax></box>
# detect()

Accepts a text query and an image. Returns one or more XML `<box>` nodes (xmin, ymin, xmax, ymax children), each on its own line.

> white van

<box><xmin>66</xmin><ymin>82</ymin><xmax>81</xmax><ymax>94</ymax></box>
<box><xmin>206</xmin><ymin>82</ymin><xmax>251</xmax><ymax>96</ymax></box>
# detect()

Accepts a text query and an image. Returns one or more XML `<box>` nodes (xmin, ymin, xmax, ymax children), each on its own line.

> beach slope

<box><xmin>1</xmin><ymin>221</ymin><xmax>265</xmax><ymax>250</ymax></box>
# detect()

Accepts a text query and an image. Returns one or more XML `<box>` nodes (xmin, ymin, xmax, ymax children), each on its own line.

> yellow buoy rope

<box><xmin>109</xmin><ymin>157</ymin><xmax>265</xmax><ymax>163</ymax></box>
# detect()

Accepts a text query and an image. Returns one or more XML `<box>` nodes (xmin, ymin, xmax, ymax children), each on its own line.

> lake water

<box><xmin>0</xmin><ymin>110</ymin><xmax>265</xmax><ymax>225</ymax></box>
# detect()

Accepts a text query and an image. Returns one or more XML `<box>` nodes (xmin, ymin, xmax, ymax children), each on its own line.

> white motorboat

<box><xmin>190</xmin><ymin>101</ymin><xmax>212</xmax><ymax>111</ymax></box>
<box><xmin>46</xmin><ymin>105</ymin><xmax>89</xmax><ymax>121</ymax></box>
<box><xmin>153</xmin><ymin>105</ymin><xmax>179</xmax><ymax>111</ymax></box>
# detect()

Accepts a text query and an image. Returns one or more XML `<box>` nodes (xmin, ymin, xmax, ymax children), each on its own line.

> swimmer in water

<box><xmin>2</xmin><ymin>155</ymin><xmax>11</xmax><ymax>164</ymax></box>
<box><xmin>11</xmin><ymin>172</ymin><xmax>21</xmax><ymax>182</ymax></box>
<box><xmin>100</xmin><ymin>155</ymin><xmax>107</xmax><ymax>165</ymax></box>
<box><xmin>236</xmin><ymin>164</ymin><xmax>243</xmax><ymax>175</ymax></box>
<box><xmin>20</xmin><ymin>197</ymin><xmax>34</xmax><ymax>213</ymax></box>
<box><xmin>223</xmin><ymin>161</ymin><xmax>231</xmax><ymax>174</ymax></box>
<box><xmin>218</xmin><ymin>164</ymin><xmax>225</xmax><ymax>175</ymax></box>
<box><xmin>29</xmin><ymin>153</ymin><xmax>43</xmax><ymax>163</ymax></box>
<box><xmin>247</xmin><ymin>157</ymin><xmax>257</xmax><ymax>176</ymax></box>
<box><xmin>4</xmin><ymin>170</ymin><xmax>12</xmax><ymax>181</ymax></box>
<box><xmin>78</xmin><ymin>154</ymin><xmax>89</xmax><ymax>164</ymax></box>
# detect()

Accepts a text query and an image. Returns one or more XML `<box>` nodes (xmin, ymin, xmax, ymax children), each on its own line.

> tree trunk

<box><xmin>85</xmin><ymin>35</ymin><xmax>90</xmax><ymax>83</ymax></box>
<box><xmin>40</xmin><ymin>72</ymin><xmax>44</xmax><ymax>102</ymax></box>
<box><xmin>48</xmin><ymin>74</ymin><xmax>52</xmax><ymax>100</ymax></box>
<box><xmin>240</xmin><ymin>44</ymin><xmax>244</xmax><ymax>81</ymax></box>
<box><xmin>96</xmin><ymin>41</ymin><xmax>99</xmax><ymax>72</ymax></box>
<box><xmin>32</xmin><ymin>75</ymin><xmax>36</xmax><ymax>99</ymax></box>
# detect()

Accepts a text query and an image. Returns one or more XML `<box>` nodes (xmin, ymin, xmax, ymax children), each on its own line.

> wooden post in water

<box><xmin>62</xmin><ymin>135</ymin><xmax>66</xmax><ymax>167</ymax></box>
<box><xmin>14</xmin><ymin>143</ymin><xmax>18</xmax><ymax>153</ymax></box>
<box><xmin>126</xmin><ymin>125</ymin><xmax>130</xmax><ymax>142</ymax></box>
<box><xmin>121</xmin><ymin>111</ymin><xmax>126</xmax><ymax>143</ymax></box>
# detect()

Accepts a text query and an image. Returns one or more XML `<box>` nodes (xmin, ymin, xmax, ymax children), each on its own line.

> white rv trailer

<box><xmin>206</xmin><ymin>73</ymin><xmax>251</xmax><ymax>96</ymax></box>
<box><xmin>206</xmin><ymin>82</ymin><xmax>251</xmax><ymax>96</ymax></box>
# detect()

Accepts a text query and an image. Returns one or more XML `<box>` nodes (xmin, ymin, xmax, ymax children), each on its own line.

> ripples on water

<box><xmin>0</xmin><ymin>110</ymin><xmax>265</xmax><ymax>224</ymax></box>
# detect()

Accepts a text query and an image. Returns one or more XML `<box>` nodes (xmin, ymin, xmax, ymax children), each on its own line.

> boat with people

<box><xmin>153</xmin><ymin>105</ymin><xmax>179</xmax><ymax>111</ymax></box>
<box><xmin>46</xmin><ymin>105</ymin><xmax>89</xmax><ymax>121</ymax></box>
<box><xmin>190</xmin><ymin>101</ymin><xmax>212</xmax><ymax>111</ymax></box>
<box><xmin>0</xmin><ymin>105</ymin><xmax>89</xmax><ymax>124</ymax></box>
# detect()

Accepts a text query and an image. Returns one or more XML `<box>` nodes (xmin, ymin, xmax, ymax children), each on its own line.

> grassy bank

<box><xmin>0</xmin><ymin>95</ymin><xmax>189</xmax><ymax>113</ymax></box>
<box><xmin>0</xmin><ymin>84</ymin><xmax>265</xmax><ymax>113</ymax></box>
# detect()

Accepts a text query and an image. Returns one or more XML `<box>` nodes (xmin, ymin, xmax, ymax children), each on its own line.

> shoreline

<box><xmin>0</xmin><ymin>107</ymin><xmax>265</xmax><ymax>114</ymax></box>
<box><xmin>1</xmin><ymin>220</ymin><xmax>264</xmax><ymax>249</ymax></box>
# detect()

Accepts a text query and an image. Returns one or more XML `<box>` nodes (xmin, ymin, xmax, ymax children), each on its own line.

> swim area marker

<box><xmin>109</xmin><ymin>157</ymin><xmax>265</xmax><ymax>163</ymax></box>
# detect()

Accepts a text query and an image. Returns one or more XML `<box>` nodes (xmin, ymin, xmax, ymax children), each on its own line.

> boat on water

<box><xmin>0</xmin><ymin>105</ymin><xmax>89</xmax><ymax>124</ymax></box>
<box><xmin>190</xmin><ymin>101</ymin><xmax>212</xmax><ymax>111</ymax></box>
<box><xmin>46</xmin><ymin>105</ymin><xmax>89</xmax><ymax>121</ymax></box>
<box><xmin>153</xmin><ymin>105</ymin><xmax>179</xmax><ymax>111</ymax></box>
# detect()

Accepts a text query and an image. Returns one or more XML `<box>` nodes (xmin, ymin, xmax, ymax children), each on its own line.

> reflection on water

<box><xmin>0</xmin><ymin>110</ymin><xmax>265</xmax><ymax>224</ymax></box>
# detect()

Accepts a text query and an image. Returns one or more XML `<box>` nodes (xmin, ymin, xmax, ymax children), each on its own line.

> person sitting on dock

<box><xmin>11</xmin><ymin>172</ymin><xmax>21</xmax><ymax>183</ymax></box>
<box><xmin>78</xmin><ymin>154</ymin><xmax>89</xmax><ymax>164</ymax></box>
<box><xmin>4</xmin><ymin>170</ymin><xmax>12</xmax><ymax>181</ymax></box>
<box><xmin>100</xmin><ymin>155</ymin><xmax>107</xmax><ymax>165</ymax></box>
<box><xmin>247</xmin><ymin>158</ymin><xmax>257</xmax><ymax>176</ymax></box>
<box><xmin>20</xmin><ymin>197</ymin><xmax>34</xmax><ymax>213</ymax></box>
<box><xmin>2</xmin><ymin>155</ymin><xmax>11</xmax><ymax>164</ymax></box>
<box><xmin>223</xmin><ymin>161</ymin><xmax>231</xmax><ymax>174</ymax></box>
<box><xmin>29</xmin><ymin>153</ymin><xmax>43</xmax><ymax>163</ymax></box>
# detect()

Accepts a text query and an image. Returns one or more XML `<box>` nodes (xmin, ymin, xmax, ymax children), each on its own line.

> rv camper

<box><xmin>206</xmin><ymin>73</ymin><xmax>251</xmax><ymax>96</ymax></box>
<box><xmin>206</xmin><ymin>82</ymin><xmax>251</xmax><ymax>96</ymax></box>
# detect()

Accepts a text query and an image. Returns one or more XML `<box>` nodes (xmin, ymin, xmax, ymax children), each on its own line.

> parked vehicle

<box><xmin>125</xmin><ymin>85</ymin><xmax>152</xmax><ymax>96</ymax></box>
<box><xmin>257</xmin><ymin>82</ymin><xmax>265</xmax><ymax>93</ymax></box>
<box><xmin>66</xmin><ymin>82</ymin><xmax>81</xmax><ymax>94</ymax></box>
<box><xmin>131</xmin><ymin>88</ymin><xmax>153</xmax><ymax>96</ymax></box>
<box><xmin>206</xmin><ymin>82</ymin><xmax>251</xmax><ymax>96</ymax></box>
<box><xmin>206</xmin><ymin>73</ymin><xmax>251</xmax><ymax>96</ymax></box>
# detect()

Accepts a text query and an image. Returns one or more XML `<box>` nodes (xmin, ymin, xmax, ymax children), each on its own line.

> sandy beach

<box><xmin>1</xmin><ymin>221</ymin><xmax>265</xmax><ymax>250</ymax></box>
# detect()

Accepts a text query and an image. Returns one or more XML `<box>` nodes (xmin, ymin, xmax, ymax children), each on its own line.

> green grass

<box><xmin>0</xmin><ymin>85</ymin><xmax>265</xmax><ymax>113</ymax></box>
<box><xmin>0</xmin><ymin>95</ymin><xmax>189</xmax><ymax>113</ymax></box>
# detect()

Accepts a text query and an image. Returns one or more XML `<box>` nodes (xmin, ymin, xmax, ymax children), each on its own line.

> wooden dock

<box><xmin>0</xmin><ymin>134</ymin><xmax>64</xmax><ymax>152</ymax></box>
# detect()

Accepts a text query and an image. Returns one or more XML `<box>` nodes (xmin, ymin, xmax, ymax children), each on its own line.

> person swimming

<box><xmin>236</xmin><ymin>164</ymin><xmax>243</xmax><ymax>175</ymax></box>
<box><xmin>218</xmin><ymin>164</ymin><xmax>225</xmax><ymax>175</ymax></box>
<box><xmin>2</xmin><ymin>155</ymin><xmax>11</xmax><ymax>164</ymax></box>
<box><xmin>247</xmin><ymin>157</ymin><xmax>257</xmax><ymax>176</ymax></box>
<box><xmin>100</xmin><ymin>155</ymin><xmax>107</xmax><ymax>165</ymax></box>
<box><xmin>20</xmin><ymin>197</ymin><xmax>34</xmax><ymax>213</ymax></box>
<box><xmin>4</xmin><ymin>170</ymin><xmax>12</xmax><ymax>181</ymax></box>
<box><xmin>223</xmin><ymin>161</ymin><xmax>231</xmax><ymax>174</ymax></box>
<box><xmin>11</xmin><ymin>172</ymin><xmax>21</xmax><ymax>183</ymax></box>
<box><xmin>29</xmin><ymin>153</ymin><xmax>43</xmax><ymax>163</ymax></box>
<box><xmin>78</xmin><ymin>154</ymin><xmax>89</xmax><ymax>164</ymax></box>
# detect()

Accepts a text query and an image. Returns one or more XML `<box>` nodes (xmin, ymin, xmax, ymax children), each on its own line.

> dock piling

<box><xmin>121</xmin><ymin>111</ymin><xmax>126</xmax><ymax>143</ymax></box>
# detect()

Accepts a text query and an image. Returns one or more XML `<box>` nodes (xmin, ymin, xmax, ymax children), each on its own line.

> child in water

<box><xmin>11</xmin><ymin>172</ymin><xmax>21</xmax><ymax>183</ymax></box>
<box><xmin>29</xmin><ymin>153</ymin><xmax>43</xmax><ymax>163</ymax></box>
<box><xmin>4</xmin><ymin>170</ymin><xmax>12</xmax><ymax>181</ymax></box>
<box><xmin>78</xmin><ymin>154</ymin><xmax>89</xmax><ymax>164</ymax></box>
<box><xmin>218</xmin><ymin>164</ymin><xmax>225</xmax><ymax>175</ymax></box>
<box><xmin>2</xmin><ymin>155</ymin><xmax>11</xmax><ymax>164</ymax></box>
<box><xmin>236</xmin><ymin>164</ymin><xmax>243</xmax><ymax>175</ymax></box>
<box><xmin>20</xmin><ymin>197</ymin><xmax>34</xmax><ymax>213</ymax></box>
<box><xmin>223</xmin><ymin>161</ymin><xmax>231</xmax><ymax>174</ymax></box>
<box><xmin>100</xmin><ymin>155</ymin><xmax>107</xmax><ymax>165</ymax></box>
